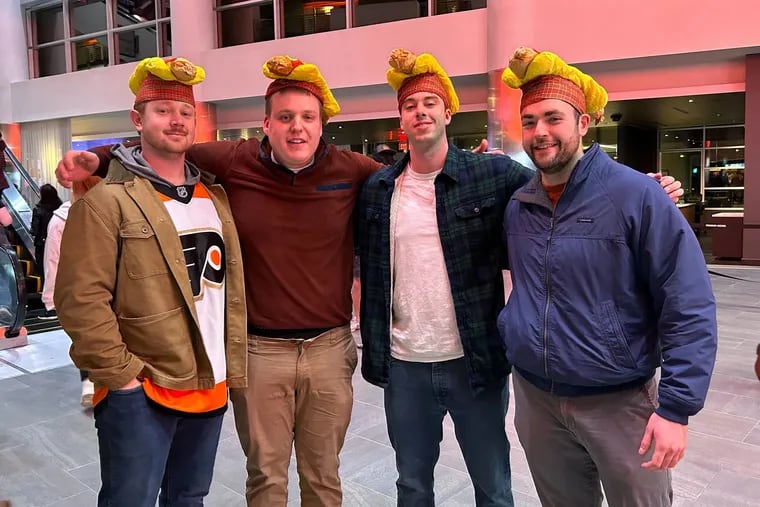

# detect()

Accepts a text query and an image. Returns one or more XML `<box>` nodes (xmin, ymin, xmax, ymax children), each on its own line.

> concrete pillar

<box><xmin>485</xmin><ymin>0</ymin><xmax>535</xmax><ymax>158</ymax></box>
<box><xmin>0</xmin><ymin>0</ymin><xmax>30</xmax><ymax>124</ymax></box>
<box><xmin>743</xmin><ymin>54</ymin><xmax>760</xmax><ymax>262</ymax></box>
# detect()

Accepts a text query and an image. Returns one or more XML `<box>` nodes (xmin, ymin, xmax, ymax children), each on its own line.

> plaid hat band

<box><xmin>397</xmin><ymin>73</ymin><xmax>450</xmax><ymax>110</ymax></box>
<box><xmin>520</xmin><ymin>75</ymin><xmax>586</xmax><ymax>114</ymax></box>
<box><xmin>134</xmin><ymin>74</ymin><xmax>195</xmax><ymax>107</ymax></box>
<box><xmin>265</xmin><ymin>79</ymin><xmax>324</xmax><ymax>104</ymax></box>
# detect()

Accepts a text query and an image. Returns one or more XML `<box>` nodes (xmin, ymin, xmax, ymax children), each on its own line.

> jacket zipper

<box><xmin>542</xmin><ymin>212</ymin><xmax>556</xmax><ymax>382</ymax></box>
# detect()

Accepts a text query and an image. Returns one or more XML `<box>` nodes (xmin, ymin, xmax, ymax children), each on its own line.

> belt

<box><xmin>247</xmin><ymin>324</ymin><xmax>336</xmax><ymax>340</ymax></box>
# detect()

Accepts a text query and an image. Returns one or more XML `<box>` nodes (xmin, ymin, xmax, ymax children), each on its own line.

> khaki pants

<box><xmin>230</xmin><ymin>326</ymin><xmax>357</xmax><ymax>507</ymax></box>
<box><xmin>513</xmin><ymin>372</ymin><xmax>672</xmax><ymax>507</ymax></box>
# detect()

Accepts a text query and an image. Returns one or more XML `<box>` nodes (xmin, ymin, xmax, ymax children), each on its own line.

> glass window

<box><xmin>37</xmin><ymin>44</ymin><xmax>67</xmax><ymax>77</ymax></box>
<box><xmin>284</xmin><ymin>0</ymin><xmax>347</xmax><ymax>38</ymax></box>
<box><xmin>73</xmin><ymin>36</ymin><xmax>109</xmax><ymax>71</ymax></box>
<box><xmin>354</xmin><ymin>0</ymin><xmax>427</xmax><ymax>27</ymax></box>
<box><xmin>117</xmin><ymin>27</ymin><xmax>158</xmax><ymax>64</ymax></box>
<box><xmin>659</xmin><ymin>128</ymin><xmax>703</xmax><ymax>150</ymax></box>
<box><xmin>705</xmin><ymin>126</ymin><xmax>744</xmax><ymax>148</ymax></box>
<box><xmin>35</xmin><ymin>5</ymin><xmax>65</xmax><ymax>44</ymax></box>
<box><xmin>159</xmin><ymin>21</ymin><xmax>172</xmax><ymax>56</ymax></box>
<box><xmin>70</xmin><ymin>0</ymin><xmax>108</xmax><ymax>36</ymax></box>
<box><xmin>116</xmin><ymin>0</ymin><xmax>166</xmax><ymax>27</ymax></box>
<box><xmin>660</xmin><ymin>151</ymin><xmax>702</xmax><ymax>197</ymax></box>
<box><xmin>436</xmin><ymin>0</ymin><xmax>486</xmax><ymax>14</ymax></box>
<box><xmin>219</xmin><ymin>2</ymin><xmax>275</xmax><ymax>47</ymax></box>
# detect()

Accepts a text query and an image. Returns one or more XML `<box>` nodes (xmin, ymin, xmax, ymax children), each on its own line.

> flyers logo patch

<box><xmin>180</xmin><ymin>230</ymin><xmax>225</xmax><ymax>298</ymax></box>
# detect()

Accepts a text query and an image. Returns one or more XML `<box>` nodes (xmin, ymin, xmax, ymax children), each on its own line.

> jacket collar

<box><xmin>378</xmin><ymin>142</ymin><xmax>462</xmax><ymax>185</ymax></box>
<box><xmin>514</xmin><ymin>143</ymin><xmax>603</xmax><ymax>207</ymax></box>
<box><xmin>104</xmin><ymin>158</ymin><xmax>219</xmax><ymax>186</ymax></box>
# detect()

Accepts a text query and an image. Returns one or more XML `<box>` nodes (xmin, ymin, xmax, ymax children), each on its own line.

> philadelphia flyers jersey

<box><xmin>156</xmin><ymin>182</ymin><xmax>227</xmax><ymax>385</ymax></box>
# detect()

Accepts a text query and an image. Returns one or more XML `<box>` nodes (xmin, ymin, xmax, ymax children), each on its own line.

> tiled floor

<box><xmin>2</xmin><ymin>266</ymin><xmax>760</xmax><ymax>506</ymax></box>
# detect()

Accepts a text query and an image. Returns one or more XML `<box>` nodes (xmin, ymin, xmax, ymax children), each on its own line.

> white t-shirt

<box><xmin>390</xmin><ymin>165</ymin><xmax>464</xmax><ymax>362</ymax></box>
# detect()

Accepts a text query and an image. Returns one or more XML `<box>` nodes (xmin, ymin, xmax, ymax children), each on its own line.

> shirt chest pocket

<box><xmin>120</xmin><ymin>220</ymin><xmax>170</xmax><ymax>279</ymax></box>
<box><xmin>454</xmin><ymin>196</ymin><xmax>498</xmax><ymax>226</ymax></box>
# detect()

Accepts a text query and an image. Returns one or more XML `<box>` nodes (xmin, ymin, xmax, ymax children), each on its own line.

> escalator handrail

<box><xmin>0</xmin><ymin>245</ymin><xmax>27</xmax><ymax>338</ymax></box>
<box><xmin>3</xmin><ymin>147</ymin><xmax>41</xmax><ymax>199</ymax></box>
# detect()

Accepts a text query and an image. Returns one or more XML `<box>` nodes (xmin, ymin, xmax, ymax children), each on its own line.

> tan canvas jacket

<box><xmin>55</xmin><ymin>160</ymin><xmax>247</xmax><ymax>391</ymax></box>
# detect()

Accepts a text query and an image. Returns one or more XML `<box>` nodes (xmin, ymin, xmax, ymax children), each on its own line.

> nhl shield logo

<box><xmin>177</xmin><ymin>186</ymin><xmax>188</xmax><ymax>199</ymax></box>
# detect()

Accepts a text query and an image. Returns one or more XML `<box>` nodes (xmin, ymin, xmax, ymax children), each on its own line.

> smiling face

<box><xmin>520</xmin><ymin>98</ymin><xmax>590</xmax><ymax>176</ymax></box>
<box><xmin>130</xmin><ymin>99</ymin><xmax>196</xmax><ymax>156</ymax></box>
<box><xmin>263</xmin><ymin>88</ymin><xmax>323</xmax><ymax>169</ymax></box>
<box><xmin>399</xmin><ymin>91</ymin><xmax>451</xmax><ymax>149</ymax></box>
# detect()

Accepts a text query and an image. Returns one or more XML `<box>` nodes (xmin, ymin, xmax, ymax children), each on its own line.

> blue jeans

<box><xmin>385</xmin><ymin>358</ymin><xmax>513</xmax><ymax>507</ymax></box>
<box><xmin>94</xmin><ymin>384</ymin><xmax>225</xmax><ymax>507</ymax></box>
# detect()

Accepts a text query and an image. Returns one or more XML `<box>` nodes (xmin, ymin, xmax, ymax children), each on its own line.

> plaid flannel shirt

<box><xmin>357</xmin><ymin>144</ymin><xmax>533</xmax><ymax>391</ymax></box>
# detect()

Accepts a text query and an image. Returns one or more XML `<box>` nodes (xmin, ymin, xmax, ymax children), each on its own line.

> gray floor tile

<box><xmin>46</xmin><ymin>489</ymin><xmax>98</xmax><ymax>507</ymax></box>
<box><xmin>693</xmin><ymin>468</ymin><xmax>760</xmax><ymax>506</ymax></box>
<box><xmin>688</xmin><ymin>409</ymin><xmax>756</xmax><ymax>441</ymax></box>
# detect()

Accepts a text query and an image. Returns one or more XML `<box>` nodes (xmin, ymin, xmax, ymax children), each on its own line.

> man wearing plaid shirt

<box><xmin>356</xmin><ymin>49</ymin><xmax>533</xmax><ymax>506</ymax></box>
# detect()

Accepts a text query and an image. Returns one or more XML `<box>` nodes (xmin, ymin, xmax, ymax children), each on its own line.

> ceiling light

<box><xmin>688</xmin><ymin>99</ymin><xmax>694</xmax><ymax>103</ymax></box>
<box><xmin>331</xmin><ymin>136</ymin><xmax>335</xmax><ymax>140</ymax></box>
<box><xmin>338</xmin><ymin>125</ymin><xmax>342</xmax><ymax>129</ymax></box>
<box><xmin>716</xmin><ymin>113</ymin><xmax>722</xmax><ymax>117</ymax></box>
<box><xmin>679</xmin><ymin>154</ymin><xmax>685</xmax><ymax>158</ymax></box>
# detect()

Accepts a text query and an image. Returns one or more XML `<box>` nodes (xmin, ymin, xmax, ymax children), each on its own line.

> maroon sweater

<box><xmin>97</xmin><ymin>139</ymin><xmax>380</xmax><ymax>330</ymax></box>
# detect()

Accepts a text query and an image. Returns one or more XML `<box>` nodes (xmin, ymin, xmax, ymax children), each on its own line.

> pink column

<box><xmin>743</xmin><ymin>54</ymin><xmax>760</xmax><ymax>262</ymax></box>
<box><xmin>486</xmin><ymin>0</ymin><xmax>535</xmax><ymax>153</ymax></box>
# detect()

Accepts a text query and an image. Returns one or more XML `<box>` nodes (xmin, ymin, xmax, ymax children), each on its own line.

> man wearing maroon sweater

<box><xmin>56</xmin><ymin>56</ymin><xmax>379</xmax><ymax>507</ymax></box>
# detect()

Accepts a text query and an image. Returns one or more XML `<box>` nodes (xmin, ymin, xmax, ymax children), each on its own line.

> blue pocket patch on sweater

<box><xmin>316</xmin><ymin>182</ymin><xmax>352</xmax><ymax>191</ymax></box>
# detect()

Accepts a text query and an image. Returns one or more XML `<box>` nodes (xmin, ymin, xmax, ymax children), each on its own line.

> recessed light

<box><xmin>716</xmin><ymin>113</ymin><xmax>722</xmax><ymax>117</ymax></box>
<box><xmin>483</xmin><ymin>124</ymin><xmax>488</xmax><ymax>128</ymax></box>
<box><xmin>664</xmin><ymin>134</ymin><xmax>669</xmax><ymax>137</ymax></box>
<box><xmin>364</xmin><ymin>139</ymin><xmax>368</xmax><ymax>142</ymax></box>
<box><xmin>338</xmin><ymin>125</ymin><xmax>342</xmax><ymax>129</ymax></box>
<box><xmin>688</xmin><ymin>99</ymin><xmax>694</xmax><ymax>103</ymax></box>
<box><xmin>675</xmin><ymin>136</ymin><xmax>679</xmax><ymax>139</ymax></box>
<box><xmin>679</xmin><ymin>154</ymin><xmax>685</xmax><ymax>158</ymax></box>
<box><xmin>331</xmin><ymin>136</ymin><xmax>335</xmax><ymax>140</ymax></box>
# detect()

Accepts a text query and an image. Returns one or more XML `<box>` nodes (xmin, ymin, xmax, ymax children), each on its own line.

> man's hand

<box><xmin>470</xmin><ymin>139</ymin><xmax>505</xmax><ymax>155</ymax></box>
<box><xmin>648</xmin><ymin>173</ymin><xmax>684</xmax><ymax>203</ymax></box>
<box><xmin>55</xmin><ymin>150</ymin><xmax>99</xmax><ymax>188</ymax></box>
<box><xmin>115</xmin><ymin>378</ymin><xmax>142</xmax><ymax>391</ymax></box>
<box><xmin>638</xmin><ymin>412</ymin><xmax>688</xmax><ymax>470</ymax></box>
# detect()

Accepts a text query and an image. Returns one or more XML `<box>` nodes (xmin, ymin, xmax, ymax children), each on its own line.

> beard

<box><xmin>528</xmin><ymin>130</ymin><xmax>582</xmax><ymax>175</ymax></box>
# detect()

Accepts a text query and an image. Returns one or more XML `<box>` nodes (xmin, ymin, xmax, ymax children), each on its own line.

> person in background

<box><xmin>30</xmin><ymin>183</ymin><xmax>62</xmax><ymax>287</ymax></box>
<box><xmin>41</xmin><ymin>176</ymin><xmax>102</xmax><ymax>404</ymax></box>
<box><xmin>371</xmin><ymin>143</ymin><xmax>397</xmax><ymax>166</ymax></box>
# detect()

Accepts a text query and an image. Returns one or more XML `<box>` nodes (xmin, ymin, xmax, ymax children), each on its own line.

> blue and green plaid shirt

<box><xmin>357</xmin><ymin>144</ymin><xmax>533</xmax><ymax>391</ymax></box>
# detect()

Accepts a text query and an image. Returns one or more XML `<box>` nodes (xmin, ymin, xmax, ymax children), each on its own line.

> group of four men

<box><xmin>54</xmin><ymin>46</ymin><xmax>716</xmax><ymax>507</ymax></box>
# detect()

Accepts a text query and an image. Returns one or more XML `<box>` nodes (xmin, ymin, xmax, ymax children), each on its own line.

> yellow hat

<box><xmin>262</xmin><ymin>56</ymin><xmax>340</xmax><ymax>121</ymax></box>
<box><xmin>387</xmin><ymin>49</ymin><xmax>460</xmax><ymax>114</ymax></box>
<box><xmin>501</xmin><ymin>47</ymin><xmax>607</xmax><ymax>124</ymax></box>
<box><xmin>129</xmin><ymin>57</ymin><xmax>206</xmax><ymax>106</ymax></box>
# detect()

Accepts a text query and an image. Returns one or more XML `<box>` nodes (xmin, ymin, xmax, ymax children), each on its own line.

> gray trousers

<box><xmin>513</xmin><ymin>372</ymin><xmax>673</xmax><ymax>507</ymax></box>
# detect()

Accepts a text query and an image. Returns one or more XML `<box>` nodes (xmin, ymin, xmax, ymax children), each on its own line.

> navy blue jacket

<box><xmin>498</xmin><ymin>144</ymin><xmax>717</xmax><ymax>424</ymax></box>
<box><xmin>358</xmin><ymin>146</ymin><xmax>532</xmax><ymax>391</ymax></box>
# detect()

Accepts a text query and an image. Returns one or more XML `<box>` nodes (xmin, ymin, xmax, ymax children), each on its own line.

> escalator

<box><xmin>0</xmin><ymin>145</ymin><xmax>57</xmax><ymax>345</ymax></box>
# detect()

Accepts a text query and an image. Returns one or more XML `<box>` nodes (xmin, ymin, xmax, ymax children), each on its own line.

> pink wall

<box><xmin>8</xmin><ymin>1</ymin><xmax>760</xmax><ymax>124</ymax></box>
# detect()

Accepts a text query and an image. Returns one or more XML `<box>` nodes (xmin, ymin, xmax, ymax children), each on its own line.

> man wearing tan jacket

<box><xmin>55</xmin><ymin>57</ymin><xmax>246</xmax><ymax>507</ymax></box>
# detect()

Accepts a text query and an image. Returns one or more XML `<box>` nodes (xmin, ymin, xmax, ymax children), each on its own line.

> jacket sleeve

<box><xmin>185</xmin><ymin>140</ymin><xmax>242</xmax><ymax>183</ymax></box>
<box><xmin>41</xmin><ymin>216</ymin><xmax>64</xmax><ymax>310</ymax></box>
<box><xmin>632</xmin><ymin>182</ymin><xmax>717</xmax><ymax>425</ymax></box>
<box><xmin>54</xmin><ymin>198</ymin><xmax>145</xmax><ymax>389</ymax></box>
